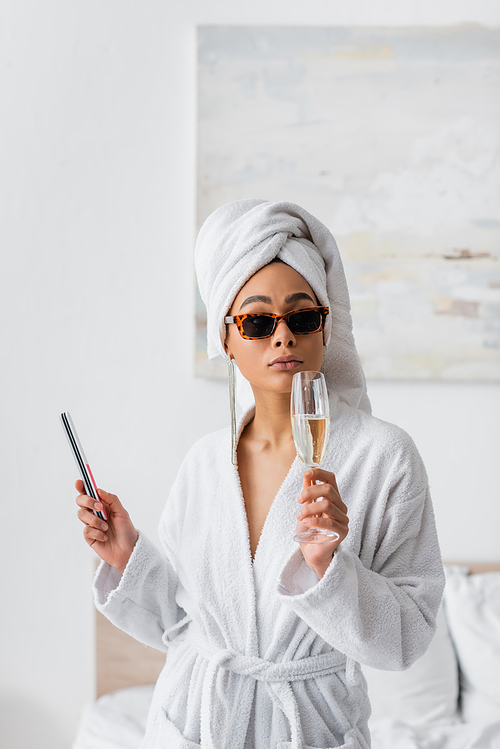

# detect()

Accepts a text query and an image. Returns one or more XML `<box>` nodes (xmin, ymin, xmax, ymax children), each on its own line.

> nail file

<box><xmin>60</xmin><ymin>411</ymin><xmax>107</xmax><ymax>521</ymax></box>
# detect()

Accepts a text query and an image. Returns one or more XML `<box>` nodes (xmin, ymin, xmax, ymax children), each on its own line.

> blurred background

<box><xmin>1</xmin><ymin>1</ymin><xmax>499</xmax><ymax>747</ymax></box>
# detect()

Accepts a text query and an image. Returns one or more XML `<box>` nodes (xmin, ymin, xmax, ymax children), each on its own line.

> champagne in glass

<box><xmin>291</xmin><ymin>371</ymin><xmax>339</xmax><ymax>544</ymax></box>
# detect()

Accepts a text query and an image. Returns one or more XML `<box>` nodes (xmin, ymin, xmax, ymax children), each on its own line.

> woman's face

<box><xmin>224</xmin><ymin>262</ymin><xmax>325</xmax><ymax>396</ymax></box>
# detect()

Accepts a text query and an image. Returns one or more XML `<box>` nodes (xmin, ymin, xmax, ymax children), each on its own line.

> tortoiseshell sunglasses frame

<box><xmin>224</xmin><ymin>306</ymin><xmax>329</xmax><ymax>340</ymax></box>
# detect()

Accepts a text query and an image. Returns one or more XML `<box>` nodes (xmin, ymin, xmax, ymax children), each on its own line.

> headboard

<box><xmin>96</xmin><ymin>609</ymin><xmax>165</xmax><ymax>697</ymax></box>
<box><xmin>95</xmin><ymin>561</ymin><xmax>500</xmax><ymax>698</ymax></box>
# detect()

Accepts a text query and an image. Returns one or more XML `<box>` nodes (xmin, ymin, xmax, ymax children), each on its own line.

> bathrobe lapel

<box><xmin>176</xmin><ymin>418</ymin><xmax>305</xmax><ymax>749</ymax></box>
<box><xmin>230</xmin><ymin>406</ymin><xmax>301</xmax><ymax>610</ymax></box>
<box><xmin>219</xmin><ymin>408</ymin><xmax>300</xmax><ymax>648</ymax></box>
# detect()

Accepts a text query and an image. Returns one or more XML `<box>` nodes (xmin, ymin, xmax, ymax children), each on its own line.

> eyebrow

<box><xmin>239</xmin><ymin>292</ymin><xmax>315</xmax><ymax>311</ymax></box>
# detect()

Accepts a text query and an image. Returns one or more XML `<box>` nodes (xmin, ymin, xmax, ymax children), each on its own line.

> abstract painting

<box><xmin>196</xmin><ymin>26</ymin><xmax>500</xmax><ymax>380</ymax></box>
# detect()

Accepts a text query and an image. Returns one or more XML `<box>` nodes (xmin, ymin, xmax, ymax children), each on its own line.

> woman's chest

<box><xmin>237</xmin><ymin>442</ymin><xmax>298</xmax><ymax>559</ymax></box>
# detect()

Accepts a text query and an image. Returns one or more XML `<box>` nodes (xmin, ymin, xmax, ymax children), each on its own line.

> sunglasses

<box><xmin>225</xmin><ymin>306</ymin><xmax>329</xmax><ymax>340</ymax></box>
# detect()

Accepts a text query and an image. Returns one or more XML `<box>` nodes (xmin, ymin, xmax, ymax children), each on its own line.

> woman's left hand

<box><xmin>296</xmin><ymin>468</ymin><xmax>349</xmax><ymax>579</ymax></box>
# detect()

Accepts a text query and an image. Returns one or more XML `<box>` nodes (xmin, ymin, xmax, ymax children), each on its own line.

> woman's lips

<box><xmin>269</xmin><ymin>357</ymin><xmax>302</xmax><ymax>371</ymax></box>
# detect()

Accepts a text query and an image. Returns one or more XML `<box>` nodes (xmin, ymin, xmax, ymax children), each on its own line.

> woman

<box><xmin>76</xmin><ymin>199</ymin><xmax>445</xmax><ymax>749</ymax></box>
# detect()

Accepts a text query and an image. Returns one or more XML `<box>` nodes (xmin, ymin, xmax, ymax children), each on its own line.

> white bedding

<box><xmin>73</xmin><ymin>567</ymin><xmax>500</xmax><ymax>749</ymax></box>
<box><xmin>73</xmin><ymin>685</ymin><xmax>153</xmax><ymax>749</ymax></box>
<box><xmin>73</xmin><ymin>686</ymin><xmax>500</xmax><ymax>749</ymax></box>
<box><xmin>370</xmin><ymin>719</ymin><xmax>500</xmax><ymax>749</ymax></box>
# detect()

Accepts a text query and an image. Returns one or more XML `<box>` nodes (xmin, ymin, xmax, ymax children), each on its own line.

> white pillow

<box><xmin>361</xmin><ymin>602</ymin><xmax>460</xmax><ymax>727</ymax></box>
<box><xmin>444</xmin><ymin>566</ymin><xmax>500</xmax><ymax>722</ymax></box>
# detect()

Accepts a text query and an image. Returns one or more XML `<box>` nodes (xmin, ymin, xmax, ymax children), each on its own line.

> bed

<box><xmin>73</xmin><ymin>563</ymin><xmax>500</xmax><ymax>749</ymax></box>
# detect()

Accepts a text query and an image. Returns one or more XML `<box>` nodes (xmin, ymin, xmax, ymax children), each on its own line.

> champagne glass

<box><xmin>291</xmin><ymin>371</ymin><xmax>339</xmax><ymax>544</ymax></box>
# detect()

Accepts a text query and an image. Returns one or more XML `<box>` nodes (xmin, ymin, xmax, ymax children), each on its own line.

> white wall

<box><xmin>1</xmin><ymin>1</ymin><xmax>499</xmax><ymax>747</ymax></box>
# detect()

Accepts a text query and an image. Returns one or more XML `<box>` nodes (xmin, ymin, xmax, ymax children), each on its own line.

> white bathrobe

<box><xmin>93</xmin><ymin>395</ymin><xmax>445</xmax><ymax>749</ymax></box>
<box><xmin>94</xmin><ymin>199</ymin><xmax>444</xmax><ymax>748</ymax></box>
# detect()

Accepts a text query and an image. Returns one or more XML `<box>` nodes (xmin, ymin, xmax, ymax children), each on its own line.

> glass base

<box><xmin>294</xmin><ymin>528</ymin><xmax>340</xmax><ymax>544</ymax></box>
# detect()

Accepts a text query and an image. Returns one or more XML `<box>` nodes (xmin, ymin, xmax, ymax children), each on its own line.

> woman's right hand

<box><xmin>75</xmin><ymin>480</ymin><xmax>139</xmax><ymax>575</ymax></box>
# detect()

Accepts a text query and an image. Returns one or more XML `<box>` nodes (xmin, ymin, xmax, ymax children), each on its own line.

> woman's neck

<box><xmin>245</xmin><ymin>389</ymin><xmax>294</xmax><ymax>450</ymax></box>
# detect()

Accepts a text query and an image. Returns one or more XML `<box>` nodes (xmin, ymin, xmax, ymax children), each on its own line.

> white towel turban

<box><xmin>195</xmin><ymin>199</ymin><xmax>371</xmax><ymax>414</ymax></box>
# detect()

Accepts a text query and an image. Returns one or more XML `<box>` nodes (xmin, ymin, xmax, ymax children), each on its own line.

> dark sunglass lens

<box><xmin>242</xmin><ymin>315</ymin><xmax>275</xmax><ymax>338</ymax></box>
<box><xmin>289</xmin><ymin>310</ymin><xmax>322</xmax><ymax>333</ymax></box>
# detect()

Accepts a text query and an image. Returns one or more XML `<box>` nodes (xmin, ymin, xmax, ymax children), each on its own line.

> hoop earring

<box><xmin>225</xmin><ymin>354</ymin><xmax>237</xmax><ymax>465</ymax></box>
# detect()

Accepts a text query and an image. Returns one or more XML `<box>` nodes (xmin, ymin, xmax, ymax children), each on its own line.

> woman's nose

<box><xmin>272</xmin><ymin>319</ymin><xmax>296</xmax><ymax>348</ymax></box>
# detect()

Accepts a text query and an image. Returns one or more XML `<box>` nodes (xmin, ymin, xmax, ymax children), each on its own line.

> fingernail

<box><xmin>296</xmin><ymin>512</ymin><xmax>302</xmax><ymax>519</ymax></box>
<box><xmin>305</xmin><ymin>470</ymin><xmax>313</xmax><ymax>477</ymax></box>
<box><xmin>94</xmin><ymin>502</ymin><xmax>101</xmax><ymax>510</ymax></box>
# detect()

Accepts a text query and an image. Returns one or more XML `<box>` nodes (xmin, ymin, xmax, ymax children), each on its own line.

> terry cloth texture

<box><xmin>94</xmin><ymin>404</ymin><xmax>444</xmax><ymax>749</ymax></box>
<box><xmin>93</xmin><ymin>199</ymin><xmax>445</xmax><ymax>749</ymax></box>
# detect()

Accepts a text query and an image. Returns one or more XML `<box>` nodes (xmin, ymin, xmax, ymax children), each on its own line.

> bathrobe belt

<box><xmin>189</xmin><ymin>639</ymin><xmax>347</xmax><ymax>749</ymax></box>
